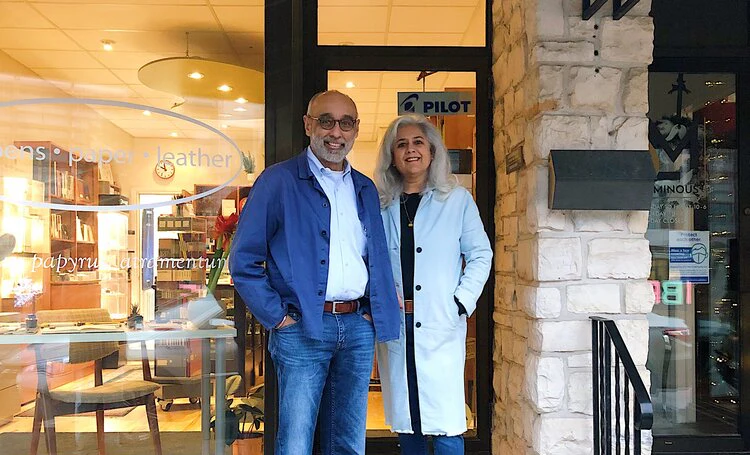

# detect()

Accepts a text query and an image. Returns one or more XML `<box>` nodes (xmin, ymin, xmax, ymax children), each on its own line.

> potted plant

<box><xmin>212</xmin><ymin>377</ymin><xmax>264</xmax><ymax>455</ymax></box>
<box><xmin>231</xmin><ymin>394</ymin><xmax>264</xmax><ymax>455</ymax></box>
<box><xmin>127</xmin><ymin>303</ymin><xmax>143</xmax><ymax>329</ymax></box>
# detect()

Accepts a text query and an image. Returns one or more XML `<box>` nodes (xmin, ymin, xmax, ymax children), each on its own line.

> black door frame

<box><xmin>264</xmin><ymin>1</ymin><xmax>495</xmax><ymax>453</ymax></box>
<box><xmin>648</xmin><ymin>57</ymin><xmax>750</xmax><ymax>453</ymax></box>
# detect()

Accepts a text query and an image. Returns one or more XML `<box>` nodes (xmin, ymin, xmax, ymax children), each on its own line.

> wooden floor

<box><xmin>0</xmin><ymin>363</ymin><xmax>393</xmax><ymax>434</ymax></box>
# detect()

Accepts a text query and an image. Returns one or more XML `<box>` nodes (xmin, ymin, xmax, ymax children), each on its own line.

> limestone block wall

<box><xmin>491</xmin><ymin>1</ymin><xmax>655</xmax><ymax>453</ymax></box>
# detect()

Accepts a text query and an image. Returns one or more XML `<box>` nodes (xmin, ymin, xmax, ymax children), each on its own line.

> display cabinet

<box><xmin>0</xmin><ymin>176</ymin><xmax>49</xmax><ymax>311</ymax></box>
<box><xmin>13</xmin><ymin>141</ymin><xmax>100</xmax><ymax>310</ymax></box>
<box><xmin>98</xmin><ymin>211</ymin><xmax>129</xmax><ymax>318</ymax></box>
<box><xmin>155</xmin><ymin>216</ymin><xmax>208</xmax><ymax>318</ymax></box>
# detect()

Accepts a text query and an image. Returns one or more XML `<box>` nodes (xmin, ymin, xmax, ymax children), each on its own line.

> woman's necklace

<box><xmin>400</xmin><ymin>194</ymin><xmax>417</xmax><ymax>228</ymax></box>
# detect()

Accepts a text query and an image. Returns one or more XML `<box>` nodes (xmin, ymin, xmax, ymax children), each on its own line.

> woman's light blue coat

<box><xmin>376</xmin><ymin>186</ymin><xmax>492</xmax><ymax>436</ymax></box>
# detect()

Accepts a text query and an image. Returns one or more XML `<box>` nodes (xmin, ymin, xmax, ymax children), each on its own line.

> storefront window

<box><xmin>0</xmin><ymin>3</ymin><xmax>265</xmax><ymax>454</ymax></box>
<box><xmin>318</xmin><ymin>0</ymin><xmax>486</xmax><ymax>47</ymax></box>
<box><xmin>646</xmin><ymin>72</ymin><xmax>738</xmax><ymax>436</ymax></box>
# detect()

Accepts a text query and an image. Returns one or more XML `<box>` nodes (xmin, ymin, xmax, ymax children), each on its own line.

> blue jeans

<box><xmin>398</xmin><ymin>314</ymin><xmax>464</xmax><ymax>455</ymax></box>
<box><xmin>269</xmin><ymin>310</ymin><xmax>375</xmax><ymax>455</ymax></box>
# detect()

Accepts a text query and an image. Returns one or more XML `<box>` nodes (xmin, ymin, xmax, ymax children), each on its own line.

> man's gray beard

<box><xmin>310</xmin><ymin>136</ymin><xmax>352</xmax><ymax>164</ymax></box>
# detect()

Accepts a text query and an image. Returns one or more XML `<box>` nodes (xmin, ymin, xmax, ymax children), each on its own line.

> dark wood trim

<box><xmin>737</xmin><ymin>67</ymin><xmax>750</xmax><ymax>451</ymax></box>
<box><xmin>263</xmin><ymin>1</ymin><xmax>494</xmax><ymax>453</ymax></box>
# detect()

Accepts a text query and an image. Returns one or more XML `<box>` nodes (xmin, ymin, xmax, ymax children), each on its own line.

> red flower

<box><xmin>214</xmin><ymin>212</ymin><xmax>239</xmax><ymax>250</ymax></box>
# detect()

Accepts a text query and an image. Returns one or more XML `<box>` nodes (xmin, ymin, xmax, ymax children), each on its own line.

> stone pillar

<box><xmin>491</xmin><ymin>1</ymin><xmax>655</xmax><ymax>454</ymax></box>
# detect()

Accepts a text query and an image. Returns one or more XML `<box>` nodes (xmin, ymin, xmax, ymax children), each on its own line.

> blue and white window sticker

<box><xmin>668</xmin><ymin>230</ymin><xmax>710</xmax><ymax>284</ymax></box>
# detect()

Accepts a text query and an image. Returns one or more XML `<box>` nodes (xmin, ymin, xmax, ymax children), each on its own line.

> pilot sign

<box><xmin>398</xmin><ymin>91</ymin><xmax>475</xmax><ymax>115</ymax></box>
<box><xmin>669</xmin><ymin>230</ymin><xmax>710</xmax><ymax>284</ymax></box>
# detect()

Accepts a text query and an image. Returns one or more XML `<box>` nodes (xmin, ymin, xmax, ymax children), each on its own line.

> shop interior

<box><xmin>0</xmin><ymin>1</ymin><xmax>485</xmax><ymax>453</ymax></box>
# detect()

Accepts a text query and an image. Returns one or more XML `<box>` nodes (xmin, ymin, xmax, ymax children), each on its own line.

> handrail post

<box><xmin>592</xmin><ymin>320</ymin><xmax>600</xmax><ymax>454</ymax></box>
<box><xmin>591</xmin><ymin>317</ymin><xmax>652</xmax><ymax>455</ymax></box>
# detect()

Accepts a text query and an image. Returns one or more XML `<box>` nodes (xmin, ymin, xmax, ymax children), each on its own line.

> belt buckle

<box><xmin>331</xmin><ymin>300</ymin><xmax>345</xmax><ymax>314</ymax></box>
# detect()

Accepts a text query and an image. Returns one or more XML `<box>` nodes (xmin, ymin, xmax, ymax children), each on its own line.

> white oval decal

<box><xmin>0</xmin><ymin>97</ymin><xmax>244</xmax><ymax>212</ymax></box>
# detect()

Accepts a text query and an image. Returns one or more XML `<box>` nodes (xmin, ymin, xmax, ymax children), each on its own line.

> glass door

<box><xmin>324</xmin><ymin>69</ymin><xmax>490</xmax><ymax>446</ymax></box>
<box><xmin>646</xmin><ymin>72</ymin><xmax>742</xmax><ymax>450</ymax></box>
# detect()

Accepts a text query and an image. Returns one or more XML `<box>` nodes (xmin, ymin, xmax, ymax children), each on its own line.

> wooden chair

<box><xmin>30</xmin><ymin>309</ymin><xmax>162</xmax><ymax>455</ymax></box>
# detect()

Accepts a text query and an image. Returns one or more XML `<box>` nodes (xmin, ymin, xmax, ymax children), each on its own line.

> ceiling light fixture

<box><xmin>101</xmin><ymin>40</ymin><xmax>115</xmax><ymax>51</ymax></box>
<box><xmin>170</xmin><ymin>132</ymin><xmax>178</xmax><ymax>137</ymax></box>
<box><xmin>188</xmin><ymin>72</ymin><xmax>205</xmax><ymax>80</ymax></box>
<box><xmin>345</xmin><ymin>81</ymin><xmax>355</xmax><ymax>88</ymax></box>
<box><xmin>138</xmin><ymin>32</ymin><xmax>264</xmax><ymax>113</ymax></box>
<box><xmin>233</xmin><ymin>107</ymin><xmax>247</xmax><ymax>112</ymax></box>
<box><xmin>221</xmin><ymin>124</ymin><xmax>228</xmax><ymax>129</ymax></box>
<box><xmin>143</xmin><ymin>110</ymin><xmax>151</xmax><ymax>116</ymax></box>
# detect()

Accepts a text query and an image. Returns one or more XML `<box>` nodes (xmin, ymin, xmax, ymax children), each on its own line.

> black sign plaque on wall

<box><xmin>548</xmin><ymin>149</ymin><xmax>656</xmax><ymax>210</ymax></box>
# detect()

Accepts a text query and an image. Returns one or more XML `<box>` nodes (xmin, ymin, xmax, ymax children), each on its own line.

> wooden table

<box><xmin>0</xmin><ymin>324</ymin><xmax>237</xmax><ymax>455</ymax></box>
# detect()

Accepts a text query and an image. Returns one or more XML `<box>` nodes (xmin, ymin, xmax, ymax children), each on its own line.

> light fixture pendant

<box><xmin>138</xmin><ymin>57</ymin><xmax>263</xmax><ymax>104</ymax></box>
<box><xmin>138</xmin><ymin>30</ymin><xmax>262</xmax><ymax>104</ymax></box>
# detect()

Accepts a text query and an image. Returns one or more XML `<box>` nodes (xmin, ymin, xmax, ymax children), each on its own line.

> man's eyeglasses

<box><xmin>308</xmin><ymin>115</ymin><xmax>358</xmax><ymax>132</ymax></box>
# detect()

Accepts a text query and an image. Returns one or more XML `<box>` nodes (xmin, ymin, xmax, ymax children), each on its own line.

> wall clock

<box><xmin>155</xmin><ymin>159</ymin><xmax>175</xmax><ymax>179</ymax></box>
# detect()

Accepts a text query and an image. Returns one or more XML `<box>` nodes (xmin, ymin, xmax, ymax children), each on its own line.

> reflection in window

<box><xmin>646</xmin><ymin>73</ymin><xmax>738</xmax><ymax>436</ymax></box>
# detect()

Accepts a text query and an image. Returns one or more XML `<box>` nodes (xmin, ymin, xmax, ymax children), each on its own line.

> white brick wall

<box><xmin>492</xmin><ymin>0</ymin><xmax>654</xmax><ymax>453</ymax></box>
<box><xmin>567</xmin><ymin>283</ymin><xmax>621</xmax><ymax>313</ymax></box>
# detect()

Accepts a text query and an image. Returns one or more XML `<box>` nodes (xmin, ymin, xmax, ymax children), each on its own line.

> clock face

<box><xmin>155</xmin><ymin>160</ymin><xmax>175</xmax><ymax>179</ymax></box>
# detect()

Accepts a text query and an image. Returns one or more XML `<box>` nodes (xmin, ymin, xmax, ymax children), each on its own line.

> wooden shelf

<box><xmin>51</xmin><ymin>280</ymin><xmax>100</xmax><ymax>286</ymax></box>
<box><xmin>15</xmin><ymin>140</ymin><xmax>101</xmax><ymax>311</ymax></box>
<box><xmin>50</xmin><ymin>196</ymin><xmax>75</xmax><ymax>204</ymax></box>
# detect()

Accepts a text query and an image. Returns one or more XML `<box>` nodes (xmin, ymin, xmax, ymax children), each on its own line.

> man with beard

<box><xmin>230</xmin><ymin>90</ymin><xmax>401</xmax><ymax>454</ymax></box>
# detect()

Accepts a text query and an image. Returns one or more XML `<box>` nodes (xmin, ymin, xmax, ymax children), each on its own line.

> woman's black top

<box><xmin>399</xmin><ymin>192</ymin><xmax>421</xmax><ymax>300</ymax></box>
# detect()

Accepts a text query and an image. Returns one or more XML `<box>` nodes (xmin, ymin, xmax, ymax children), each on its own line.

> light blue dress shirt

<box><xmin>306</xmin><ymin>148</ymin><xmax>368</xmax><ymax>301</ymax></box>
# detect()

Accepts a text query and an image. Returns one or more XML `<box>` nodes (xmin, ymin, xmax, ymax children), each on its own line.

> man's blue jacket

<box><xmin>229</xmin><ymin>151</ymin><xmax>401</xmax><ymax>342</ymax></box>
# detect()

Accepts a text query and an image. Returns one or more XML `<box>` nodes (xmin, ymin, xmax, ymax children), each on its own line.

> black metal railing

<box><xmin>591</xmin><ymin>317</ymin><xmax>653</xmax><ymax>455</ymax></box>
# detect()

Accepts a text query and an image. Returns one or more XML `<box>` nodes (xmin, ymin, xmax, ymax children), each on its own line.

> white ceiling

<box><xmin>319</xmin><ymin>0</ymin><xmax>485</xmax><ymax>47</ymax></box>
<box><xmin>0</xmin><ymin>0</ymin><xmax>482</xmax><ymax>140</ymax></box>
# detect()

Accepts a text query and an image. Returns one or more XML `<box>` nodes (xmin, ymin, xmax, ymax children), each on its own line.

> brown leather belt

<box><xmin>323</xmin><ymin>300</ymin><xmax>360</xmax><ymax>314</ymax></box>
<box><xmin>403</xmin><ymin>299</ymin><xmax>414</xmax><ymax>314</ymax></box>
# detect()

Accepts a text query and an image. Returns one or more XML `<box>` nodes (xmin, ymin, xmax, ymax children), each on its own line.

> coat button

<box><xmin>415</xmin><ymin>322</ymin><xmax>422</xmax><ymax>328</ymax></box>
<box><xmin>318</xmin><ymin>291</ymin><xmax>323</xmax><ymax>296</ymax></box>
<box><xmin>320</xmin><ymin>259</ymin><xmax>326</xmax><ymax>265</ymax></box>
<box><xmin>321</xmin><ymin>230</ymin><xmax>327</xmax><ymax>237</ymax></box>
<box><xmin>322</xmin><ymin>202</ymin><xmax>328</xmax><ymax>208</ymax></box>
<box><xmin>416</xmin><ymin>247</ymin><xmax>422</xmax><ymax>253</ymax></box>
<box><xmin>415</xmin><ymin>285</ymin><xmax>421</xmax><ymax>291</ymax></box>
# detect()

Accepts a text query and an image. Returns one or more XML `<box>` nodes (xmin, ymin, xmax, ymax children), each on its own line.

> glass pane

<box><xmin>318</xmin><ymin>0</ymin><xmax>485</xmax><ymax>47</ymax></box>
<box><xmin>329</xmin><ymin>71</ymin><xmax>482</xmax><ymax>437</ymax></box>
<box><xmin>646</xmin><ymin>72</ymin><xmax>738</xmax><ymax>436</ymax></box>
<box><xmin>0</xmin><ymin>2</ymin><xmax>265</xmax><ymax>454</ymax></box>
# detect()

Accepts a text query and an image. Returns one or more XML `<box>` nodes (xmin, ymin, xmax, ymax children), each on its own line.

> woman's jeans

<box><xmin>269</xmin><ymin>310</ymin><xmax>375</xmax><ymax>455</ymax></box>
<box><xmin>397</xmin><ymin>314</ymin><xmax>464</xmax><ymax>455</ymax></box>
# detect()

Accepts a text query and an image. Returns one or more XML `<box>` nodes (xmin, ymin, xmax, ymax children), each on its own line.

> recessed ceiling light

<box><xmin>143</xmin><ymin>110</ymin><xmax>151</xmax><ymax>116</ymax></box>
<box><xmin>170</xmin><ymin>132</ymin><xmax>178</xmax><ymax>137</ymax></box>
<box><xmin>221</xmin><ymin>124</ymin><xmax>228</xmax><ymax>129</ymax></box>
<box><xmin>234</xmin><ymin>97</ymin><xmax>248</xmax><ymax>104</ymax></box>
<box><xmin>345</xmin><ymin>81</ymin><xmax>355</xmax><ymax>88</ymax></box>
<box><xmin>233</xmin><ymin>107</ymin><xmax>247</xmax><ymax>112</ymax></box>
<box><xmin>217</xmin><ymin>84</ymin><xmax>233</xmax><ymax>92</ymax></box>
<box><xmin>101</xmin><ymin>40</ymin><xmax>115</xmax><ymax>51</ymax></box>
<box><xmin>188</xmin><ymin>72</ymin><xmax>204</xmax><ymax>80</ymax></box>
